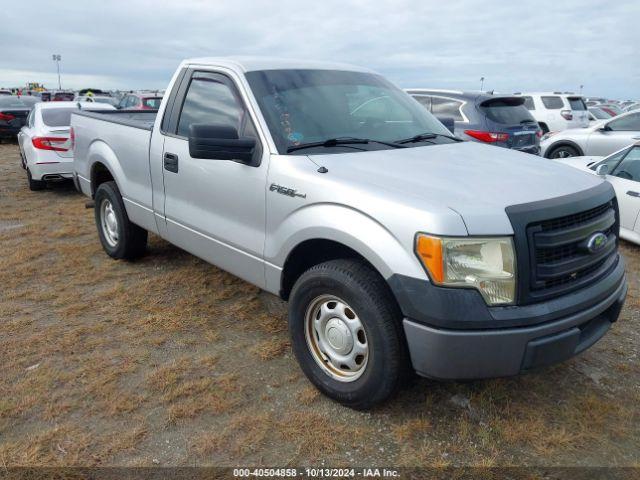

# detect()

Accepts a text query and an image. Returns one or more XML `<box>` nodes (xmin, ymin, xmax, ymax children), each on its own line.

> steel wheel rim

<box><xmin>100</xmin><ymin>199</ymin><xmax>119</xmax><ymax>247</ymax></box>
<box><xmin>304</xmin><ymin>294</ymin><xmax>369</xmax><ymax>382</ymax></box>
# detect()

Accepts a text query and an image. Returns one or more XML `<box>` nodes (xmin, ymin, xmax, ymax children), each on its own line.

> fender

<box><xmin>86</xmin><ymin>139</ymin><xmax>159</xmax><ymax>234</ymax></box>
<box><xmin>264</xmin><ymin>202</ymin><xmax>429</xmax><ymax>295</ymax></box>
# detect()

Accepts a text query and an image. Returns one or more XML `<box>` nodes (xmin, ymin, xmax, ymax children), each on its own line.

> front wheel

<box><xmin>548</xmin><ymin>144</ymin><xmax>579</xmax><ymax>159</ymax></box>
<box><xmin>94</xmin><ymin>181</ymin><xmax>147</xmax><ymax>259</ymax></box>
<box><xmin>288</xmin><ymin>259</ymin><xmax>409</xmax><ymax>409</ymax></box>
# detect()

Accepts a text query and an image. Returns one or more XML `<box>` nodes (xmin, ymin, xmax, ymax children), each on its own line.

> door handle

<box><xmin>164</xmin><ymin>152</ymin><xmax>178</xmax><ymax>173</ymax></box>
<box><xmin>627</xmin><ymin>191</ymin><xmax>640</xmax><ymax>197</ymax></box>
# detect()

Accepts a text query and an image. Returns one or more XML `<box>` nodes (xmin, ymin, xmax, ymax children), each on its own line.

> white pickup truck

<box><xmin>72</xmin><ymin>57</ymin><xmax>627</xmax><ymax>409</ymax></box>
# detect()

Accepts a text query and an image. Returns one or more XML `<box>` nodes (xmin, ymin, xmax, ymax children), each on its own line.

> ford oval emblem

<box><xmin>586</xmin><ymin>232</ymin><xmax>608</xmax><ymax>253</ymax></box>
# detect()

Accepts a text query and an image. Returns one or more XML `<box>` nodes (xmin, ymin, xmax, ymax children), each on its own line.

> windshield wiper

<box><xmin>520</xmin><ymin>119</ymin><xmax>537</xmax><ymax>124</ymax></box>
<box><xmin>395</xmin><ymin>132</ymin><xmax>462</xmax><ymax>144</ymax></box>
<box><xmin>287</xmin><ymin>137</ymin><xmax>406</xmax><ymax>153</ymax></box>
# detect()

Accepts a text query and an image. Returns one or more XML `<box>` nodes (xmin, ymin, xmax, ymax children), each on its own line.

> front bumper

<box><xmin>393</xmin><ymin>256</ymin><xmax>626</xmax><ymax>380</ymax></box>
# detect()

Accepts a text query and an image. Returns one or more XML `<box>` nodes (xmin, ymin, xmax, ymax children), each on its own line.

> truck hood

<box><xmin>310</xmin><ymin>142</ymin><xmax>604</xmax><ymax>235</ymax></box>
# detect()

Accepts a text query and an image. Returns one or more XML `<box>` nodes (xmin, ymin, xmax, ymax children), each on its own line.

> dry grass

<box><xmin>0</xmin><ymin>143</ymin><xmax>639</xmax><ymax>467</ymax></box>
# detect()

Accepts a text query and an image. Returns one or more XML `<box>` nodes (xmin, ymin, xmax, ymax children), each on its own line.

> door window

<box><xmin>412</xmin><ymin>95</ymin><xmax>432</xmax><ymax>111</ymax></box>
<box><xmin>430</xmin><ymin>97</ymin><xmax>464</xmax><ymax>121</ymax></box>
<box><xmin>611</xmin><ymin>147</ymin><xmax>640</xmax><ymax>181</ymax></box>
<box><xmin>541</xmin><ymin>96</ymin><xmax>564</xmax><ymax>109</ymax></box>
<box><xmin>607</xmin><ymin>113</ymin><xmax>640</xmax><ymax>131</ymax></box>
<box><xmin>177</xmin><ymin>72</ymin><xmax>247</xmax><ymax>137</ymax></box>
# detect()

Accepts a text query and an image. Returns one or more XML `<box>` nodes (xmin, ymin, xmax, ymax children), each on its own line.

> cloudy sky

<box><xmin>2</xmin><ymin>0</ymin><xmax>638</xmax><ymax>98</ymax></box>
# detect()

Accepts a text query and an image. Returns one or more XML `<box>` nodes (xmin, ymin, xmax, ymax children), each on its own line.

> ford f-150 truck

<box><xmin>71</xmin><ymin>57</ymin><xmax>627</xmax><ymax>409</ymax></box>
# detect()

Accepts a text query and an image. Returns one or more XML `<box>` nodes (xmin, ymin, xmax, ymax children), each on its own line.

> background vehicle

<box><xmin>75</xmin><ymin>95</ymin><xmax>119</xmax><ymax>106</ymax></box>
<box><xmin>116</xmin><ymin>92</ymin><xmax>163</xmax><ymax>110</ymax></box>
<box><xmin>541</xmin><ymin>110</ymin><xmax>640</xmax><ymax>158</ymax></box>
<box><xmin>52</xmin><ymin>91</ymin><xmax>75</xmax><ymax>102</ymax></box>
<box><xmin>588</xmin><ymin>107</ymin><xmax>613</xmax><ymax>124</ymax></box>
<box><xmin>514</xmin><ymin>92</ymin><xmax>589</xmax><ymax>133</ymax></box>
<box><xmin>17</xmin><ymin>101</ymin><xmax>114</xmax><ymax>190</ymax></box>
<box><xmin>0</xmin><ymin>97</ymin><xmax>32</xmax><ymax>141</ymax></box>
<box><xmin>624</xmin><ymin>103</ymin><xmax>640</xmax><ymax>112</ymax></box>
<box><xmin>598</xmin><ymin>103</ymin><xmax>624</xmax><ymax>117</ymax></box>
<box><xmin>406</xmin><ymin>89</ymin><xmax>541</xmax><ymax>154</ymax></box>
<box><xmin>554</xmin><ymin>143</ymin><xmax>640</xmax><ymax>244</ymax></box>
<box><xmin>72</xmin><ymin>58</ymin><xmax>626</xmax><ymax>409</ymax></box>
<box><xmin>0</xmin><ymin>89</ymin><xmax>12</xmax><ymax>96</ymax></box>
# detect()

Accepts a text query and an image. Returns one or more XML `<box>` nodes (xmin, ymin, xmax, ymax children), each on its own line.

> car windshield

<box><xmin>245</xmin><ymin>69</ymin><xmax>452</xmax><ymax>154</ymax></box>
<box><xmin>41</xmin><ymin>108</ymin><xmax>75</xmax><ymax>127</ymax></box>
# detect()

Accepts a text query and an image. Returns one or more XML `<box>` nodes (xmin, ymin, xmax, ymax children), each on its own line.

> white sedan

<box><xmin>541</xmin><ymin>110</ymin><xmax>640</xmax><ymax>159</ymax></box>
<box><xmin>17</xmin><ymin>101</ymin><xmax>114</xmax><ymax>190</ymax></box>
<box><xmin>554</xmin><ymin>142</ymin><xmax>640</xmax><ymax>245</ymax></box>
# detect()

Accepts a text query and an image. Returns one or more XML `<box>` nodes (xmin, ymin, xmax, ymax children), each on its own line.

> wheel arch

<box><xmin>544</xmin><ymin>140</ymin><xmax>584</xmax><ymax>158</ymax></box>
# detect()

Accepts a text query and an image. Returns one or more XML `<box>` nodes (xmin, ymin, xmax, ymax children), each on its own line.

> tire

<box><xmin>548</xmin><ymin>144</ymin><xmax>579</xmax><ymax>159</ymax></box>
<box><xmin>288</xmin><ymin>259</ymin><xmax>409</xmax><ymax>409</ymax></box>
<box><xmin>27</xmin><ymin>169</ymin><xmax>45</xmax><ymax>191</ymax></box>
<box><xmin>94</xmin><ymin>181</ymin><xmax>147</xmax><ymax>259</ymax></box>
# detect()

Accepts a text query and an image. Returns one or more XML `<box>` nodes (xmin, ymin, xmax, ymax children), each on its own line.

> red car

<box><xmin>117</xmin><ymin>93</ymin><xmax>163</xmax><ymax>110</ymax></box>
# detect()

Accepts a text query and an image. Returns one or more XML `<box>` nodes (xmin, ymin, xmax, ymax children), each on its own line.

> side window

<box><xmin>27</xmin><ymin>110</ymin><xmax>34</xmax><ymax>127</ymax></box>
<box><xmin>541</xmin><ymin>96</ymin><xmax>564</xmax><ymax>109</ymax></box>
<box><xmin>522</xmin><ymin>96</ymin><xmax>535</xmax><ymax>110</ymax></box>
<box><xmin>177</xmin><ymin>72</ymin><xmax>247</xmax><ymax>137</ymax></box>
<box><xmin>607</xmin><ymin>113</ymin><xmax>640</xmax><ymax>131</ymax></box>
<box><xmin>412</xmin><ymin>95</ymin><xmax>432</xmax><ymax>111</ymax></box>
<box><xmin>592</xmin><ymin>147</ymin><xmax>631</xmax><ymax>172</ymax></box>
<box><xmin>611</xmin><ymin>147</ymin><xmax>640</xmax><ymax>182</ymax></box>
<box><xmin>430</xmin><ymin>97</ymin><xmax>464</xmax><ymax>121</ymax></box>
<box><xmin>119</xmin><ymin>96</ymin><xmax>130</xmax><ymax>108</ymax></box>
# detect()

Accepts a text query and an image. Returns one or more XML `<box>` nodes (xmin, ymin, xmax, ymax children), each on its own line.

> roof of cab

<box><xmin>183</xmin><ymin>56</ymin><xmax>375</xmax><ymax>73</ymax></box>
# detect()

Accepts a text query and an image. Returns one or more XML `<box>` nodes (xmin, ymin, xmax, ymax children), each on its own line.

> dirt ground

<box><xmin>1</xmin><ymin>141</ymin><xmax>639</xmax><ymax>468</ymax></box>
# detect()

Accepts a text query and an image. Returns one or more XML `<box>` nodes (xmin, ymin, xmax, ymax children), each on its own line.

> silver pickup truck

<box><xmin>72</xmin><ymin>57</ymin><xmax>627</xmax><ymax>409</ymax></box>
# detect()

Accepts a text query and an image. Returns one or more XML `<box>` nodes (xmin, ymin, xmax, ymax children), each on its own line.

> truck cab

<box><xmin>72</xmin><ymin>58</ymin><xmax>626</xmax><ymax>409</ymax></box>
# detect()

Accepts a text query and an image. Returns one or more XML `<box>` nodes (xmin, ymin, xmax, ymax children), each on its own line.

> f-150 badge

<box><xmin>270</xmin><ymin>183</ymin><xmax>306</xmax><ymax>198</ymax></box>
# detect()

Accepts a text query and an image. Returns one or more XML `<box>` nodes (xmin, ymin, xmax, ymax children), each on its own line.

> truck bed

<box><xmin>73</xmin><ymin>109</ymin><xmax>158</xmax><ymax>130</ymax></box>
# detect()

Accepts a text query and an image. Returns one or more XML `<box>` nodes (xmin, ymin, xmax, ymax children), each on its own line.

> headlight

<box><xmin>415</xmin><ymin>234</ymin><xmax>516</xmax><ymax>305</ymax></box>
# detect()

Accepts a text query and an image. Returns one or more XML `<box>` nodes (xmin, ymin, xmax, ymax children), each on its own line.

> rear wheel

<box><xmin>288</xmin><ymin>259</ymin><xmax>409</xmax><ymax>409</ymax></box>
<box><xmin>94</xmin><ymin>181</ymin><xmax>147</xmax><ymax>259</ymax></box>
<box><xmin>549</xmin><ymin>144</ymin><xmax>579</xmax><ymax>159</ymax></box>
<box><xmin>27</xmin><ymin>169</ymin><xmax>45</xmax><ymax>191</ymax></box>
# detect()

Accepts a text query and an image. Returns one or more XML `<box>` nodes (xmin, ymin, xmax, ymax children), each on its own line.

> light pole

<box><xmin>52</xmin><ymin>54</ymin><xmax>62</xmax><ymax>90</ymax></box>
<box><xmin>579</xmin><ymin>84</ymin><xmax>584</xmax><ymax>95</ymax></box>
<box><xmin>480</xmin><ymin>76</ymin><xmax>485</xmax><ymax>91</ymax></box>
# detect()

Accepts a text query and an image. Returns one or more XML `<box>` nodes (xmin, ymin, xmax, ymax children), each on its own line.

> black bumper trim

<box><xmin>388</xmin><ymin>254</ymin><xmax>625</xmax><ymax>330</ymax></box>
<box><xmin>402</xmin><ymin>277</ymin><xmax>626</xmax><ymax>380</ymax></box>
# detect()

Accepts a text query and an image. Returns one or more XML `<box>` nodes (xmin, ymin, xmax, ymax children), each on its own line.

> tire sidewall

<box><xmin>94</xmin><ymin>182</ymin><xmax>127</xmax><ymax>258</ymax></box>
<box><xmin>288</xmin><ymin>268</ymin><xmax>400</xmax><ymax>406</ymax></box>
<box><xmin>550</xmin><ymin>145</ymin><xmax>578</xmax><ymax>158</ymax></box>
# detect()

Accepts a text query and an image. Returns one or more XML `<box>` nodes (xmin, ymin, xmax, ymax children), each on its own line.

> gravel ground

<box><xmin>1</xmin><ymin>142</ymin><xmax>639</xmax><ymax>468</ymax></box>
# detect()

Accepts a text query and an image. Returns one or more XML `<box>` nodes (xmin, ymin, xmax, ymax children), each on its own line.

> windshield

<box><xmin>589</xmin><ymin>107</ymin><xmax>611</xmax><ymax>119</ymax></box>
<box><xmin>245</xmin><ymin>69</ymin><xmax>451</xmax><ymax>154</ymax></box>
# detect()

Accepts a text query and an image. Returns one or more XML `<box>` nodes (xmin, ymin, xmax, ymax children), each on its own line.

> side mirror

<box><xmin>436</xmin><ymin>116</ymin><xmax>456</xmax><ymax>134</ymax></box>
<box><xmin>188</xmin><ymin>124</ymin><xmax>256</xmax><ymax>164</ymax></box>
<box><xmin>595</xmin><ymin>164</ymin><xmax>609</xmax><ymax>176</ymax></box>
<box><xmin>598</xmin><ymin>124</ymin><xmax>612</xmax><ymax>132</ymax></box>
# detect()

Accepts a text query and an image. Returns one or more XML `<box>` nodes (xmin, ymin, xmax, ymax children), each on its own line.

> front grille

<box><xmin>527</xmin><ymin>200</ymin><xmax>618</xmax><ymax>297</ymax></box>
